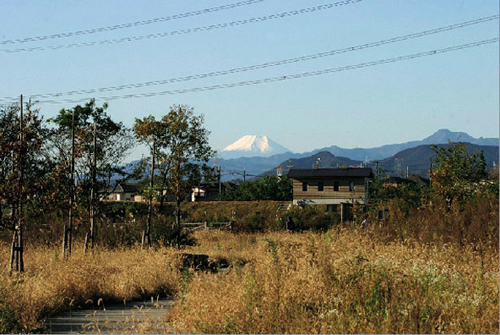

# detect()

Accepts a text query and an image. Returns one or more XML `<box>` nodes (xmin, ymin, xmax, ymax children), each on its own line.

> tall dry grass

<box><xmin>1</xmin><ymin>196</ymin><xmax>498</xmax><ymax>333</ymax></box>
<box><xmin>0</xmin><ymin>243</ymin><xmax>180</xmax><ymax>332</ymax></box>
<box><xmin>168</xmin><ymin>230</ymin><xmax>499</xmax><ymax>334</ymax></box>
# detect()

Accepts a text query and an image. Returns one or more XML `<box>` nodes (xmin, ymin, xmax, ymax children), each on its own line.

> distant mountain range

<box><xmin>376</xmin><ymin>143</ymin><xmax>499</xmax><ymax>178</ymax></box>
<box><xmin>122</xmin><ymin>129</ymin><xmax>498</xmax><ymax>182</ymax></box>
<box><xmin>216</xmin><ymin>129</ymin><xmax>498</xmax><ymax>180</ymax></box>
<box><xmin>257</xmin><ymin>143</ymin><xmax>498</xmax><ymax>179</ymax></box>
<box><xmin>309</xmin><ymin>129</ymin><xmax>499</xmax><ymax>161</ymax></box>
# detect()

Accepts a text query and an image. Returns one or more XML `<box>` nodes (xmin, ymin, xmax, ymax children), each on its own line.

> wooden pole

<box><xmin>142</xmin><ymin>138</ymin><xmax>155</xmax><ymax>249</ymax></box>
<box><xmin>11</xmin><ymin>95</ymin><xmax>24</xmax><ymax>272</ymax></box>
<box><xmin>64</xmin><ymin>110</ymin><xmax>75</xmax><ymax>259</ymax></box>
<box><xmin>90</xmin><ymin>121</ymin><xmax>97</xmax><ymax>251</ymax></box>
<box><xmin>18</xmin><ymin>95</ymin><xmax>24</xmax><ymax>272</ymax></box>
<box><xmin>85</xmin><ymin>122</ymin><xmax>97</xmax><ymax>254</ymax></box>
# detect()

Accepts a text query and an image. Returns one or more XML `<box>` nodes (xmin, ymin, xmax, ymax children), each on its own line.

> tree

<box><xmin>134</xmin><ymin>105</ymin><xmax>214</xmax><ymax>247</ymax></box>
<box><xmin>133</xmin><ymin>114</ymin><xmax>166</xmax><ymax>248</ymax></box>
<box><xmin>218</xmin><ymin>175</ymin><xmax>292</xmax><ymax>201</ymax></box>
<box><xmin>50</xmin><ymin>99</ymin><xmax>133</xmax><ymax>254</ymax></box>
<box><xmin>430</xmin><ymin>142</ymin><xmax>488</xmax><ymax>205</ymax></box>
<box><xmin>0</xmin><ymin>99</ymin><xmax>50</xmax><ymax>271</ymax></box>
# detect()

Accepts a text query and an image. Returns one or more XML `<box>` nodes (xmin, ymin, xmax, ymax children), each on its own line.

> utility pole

<box><xmin>63</xmin><ymin>110</ymin><xmax>75</xmax><ymax>259</ymax></box>
<box><xmin>10</xmin><ymin>95</ymin><xmax>24</xmax><ymax>272</ymax></box>
<box><xmin>142</xmin><ymin>138</ymin><xmax>155</xmax><ymax>249</ymax></box>
<box><xmin>85</xmin><ymin>122</ymin><xmax>97</xmax><ymax>253</ymax></box>
<box><xmin>218</xmin><ymin>166</ymin><xmax>222</xmax><ymax>194</ymax></box>
<box><xmin>374</xmin><ymin>161</ymin><xmax>380</xmax><ymax>179</ymax></box>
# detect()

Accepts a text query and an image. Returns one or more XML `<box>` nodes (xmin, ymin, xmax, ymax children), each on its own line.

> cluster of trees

<box><xmin>0</xmin><ymin>99</ymin><xmax>136</xmax><ymax>262</ymax></box>
<box><xmin>133</xmin><ymin>107</ymin><xmax>214</xmax><ymax>247</ymax></box>
<box><xmin>366</xmin><ymin>142</ymin><xmax>498</xmax><ymax>248</ymax></box>
<box><xmin>218</xmin><ymin>175</ymin><xmax>292</xmax><ymax>201</ymax></box>
<box><xmin>0</xmin><ymin>99</ymin><xmax>214</xmax><ymax>269</ymax></box>
<box><xmin>369</xmin><ymin>142</ymin><xmax>497</xmax><ymax>211</ymax></box>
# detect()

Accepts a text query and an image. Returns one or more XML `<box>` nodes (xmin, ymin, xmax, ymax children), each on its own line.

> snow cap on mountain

<box><xmin>220</xmin><ymin>135</ymin><xmax>291</xmax><ymax>159</ymax></box>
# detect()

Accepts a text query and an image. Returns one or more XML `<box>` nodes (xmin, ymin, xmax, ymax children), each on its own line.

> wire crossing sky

<box><xmin>20</xmin><ymin>38</ymin><xmax>500</xmax><ymax>105</ymax></box>
<box><xmin>0</xmin><ymin>0</ymin><xmax>498</xmax><ymax>160</ymax></box>
<box><xmin>0</xmin><ymin>14</ymin><xmax>496</xmax><ymax>103</ymax></box>
<box><xmin>0</xmin><ymin>0</ymin><xmax>362</xmax><ymax>53</ymax></box>
<box><xmin>0</xmin><ymin>0</ymin><xmax>266</xmax><ymax>45</ymax></box>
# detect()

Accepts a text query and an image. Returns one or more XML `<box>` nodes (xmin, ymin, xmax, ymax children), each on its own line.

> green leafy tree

<box><xmin>0</xmin><ymin>102</ymin><xmax>50</xmax><ymax>231</ymax></box>
<box><xmin>218</xmin><ymin>175</ymin><xmax>292</xmax><ymax>201</ymax></box>
<box><xmin>430</xmin><ymin>142</ymin><xmax>488</xmax><ymax>205</ymax></box>
<box><xmin>134</xmin><ymin>105</ymin><xmax>214</xmax><ymax>247</ymax></box>
<box><xmin>368</xmin><ymin>178</ymin><xmax>429</xmax><ymax>215</ymax></box>
<box><xmin>49</xmin><ymin>99</ymin><xmax>134</xmax><ymax>250</ymax></box>
<box><xmin>0</xmin><ymin>100</ymin><xmax>51</xmax><ymax>271</ymax></box>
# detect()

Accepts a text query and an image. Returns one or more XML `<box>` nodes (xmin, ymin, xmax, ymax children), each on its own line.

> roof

<box><xmin>287</xmin><ymin>168</ymin><xmax>373</xmax><ymax>179</ymax></box>
<box><xmin>107</xmin><ymin>183</ymin><xmax>138</xmax><ymax>193</ymax></box>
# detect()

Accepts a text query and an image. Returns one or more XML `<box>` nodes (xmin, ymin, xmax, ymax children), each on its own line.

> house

<box><xmin>191</xmin><ymin>182</ymin><xmax>235</xmax><ymax>202</ymax></box>
<box><xmin>105</xmin><ymin>183</ymin><xmax>138</xmax><ymax>201</ymax></box>
<box><xmin>287</xmin><ymin>167</ymin><xmax>374</xmax><ymax>221</ymax></box>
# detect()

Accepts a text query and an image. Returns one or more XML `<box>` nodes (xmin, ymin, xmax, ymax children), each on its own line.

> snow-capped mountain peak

<box><xmin>220</xmin><ymin>135</ymin><xmax>291</xmax><ymax>159</ymax></box>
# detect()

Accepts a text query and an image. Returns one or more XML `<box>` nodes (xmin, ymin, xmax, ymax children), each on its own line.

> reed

<box><xmin>0</xmin><ymin>196</ymin><xmax>498</xmax><ymax>333</ymax></box>
<box><xmin>0</xmin><ymin>243</ymin><xmax>180</xmax><ymax>332</ymax></box>
<box><xmin>168</xmin><ymin>229</ymin><xmax>499</xmax><ymax>334</ymax></box>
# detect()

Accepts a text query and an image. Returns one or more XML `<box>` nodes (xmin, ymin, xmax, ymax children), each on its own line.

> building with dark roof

<box><xmin>287</xmin><ymin>167</ymin><xmax>374</xmax><ymax>221</ymax></box>
<box><xmin>104</xmin><ymin>183</ymin><xmax>138</xmax><ymax>201</ymax></box>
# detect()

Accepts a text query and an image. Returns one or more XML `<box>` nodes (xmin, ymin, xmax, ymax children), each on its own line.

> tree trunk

<box><xmin>175</xmin><ymin>195</ymin><xmax>181</xmax><ymax>248</ymax></box>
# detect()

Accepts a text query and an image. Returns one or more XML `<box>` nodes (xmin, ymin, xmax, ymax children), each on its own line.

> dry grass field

<box><xmin>1</xmin><ymin>227</ymin><xmax>497</xmax><ymax>334</ymax></box>
<box><xmin>0</xmin><ymin>244</ymin><xmax>181</xmax><ymax>333</ymax></box>
<box><xmin>0</xmin><ymin>195</ymin><xmax>498</xmax><ymax>334</ymax></box>
<box><xmin>169</xmin><ymin>229</ymin><xmax>499</xmax><ymax>334</ymax></box>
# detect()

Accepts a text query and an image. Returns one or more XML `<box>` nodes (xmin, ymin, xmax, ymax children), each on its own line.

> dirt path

<box><xmin>45</xmin><ymin>298</ymin><xmax>177</xmax><ymax>334</ymax></box>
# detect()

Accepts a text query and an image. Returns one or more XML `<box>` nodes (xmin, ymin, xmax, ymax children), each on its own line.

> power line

<box><xmin>31</xmin><ymin>37</ymin><xmax>499</xmax><ymax>105</ymax></box>
<box><xmin>0</xmin><ymin>0</ymin><xmax>363</xmax><ymax>53</ymax></box>
<box><xmin>1</xmin><ymin>14</ymin><xmax>496</xmax><ymax>103</ymax></box>
<box><xmin>0</xmin><ymin>0</ymin><xmax>266</xmax><ymax>45</ymax></box>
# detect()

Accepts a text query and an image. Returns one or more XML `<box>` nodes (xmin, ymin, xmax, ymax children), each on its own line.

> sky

<box><xmin>1</xmin><ymin>0</ymin><xmax>498</xmax><ymax>161</ymax></box>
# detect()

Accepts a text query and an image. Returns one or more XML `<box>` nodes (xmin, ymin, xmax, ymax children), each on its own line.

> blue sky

<box><xmin>1</xmin><ymin>0</ymin><xmax>498</xmax><ymax>161</ymax></box>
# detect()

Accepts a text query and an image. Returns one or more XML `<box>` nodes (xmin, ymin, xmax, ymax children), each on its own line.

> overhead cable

<box><xmin>0</xmin><ymin>0</ymin><xmax>266</xmax><ymax>45</ymax></box>
<box><xmin>0</xmin><ymin>0</ymin><xmax>363</xmax><ymax>53</ymax></box>
<box><xmin>0</xmin><ymin>14</ymin><xmax>496</xmax><ymax>103</ymax></box>
<box><xmin>31</xmin><ymin>38</ymin><xmax>499</xmax><ymax>105</ymax></box>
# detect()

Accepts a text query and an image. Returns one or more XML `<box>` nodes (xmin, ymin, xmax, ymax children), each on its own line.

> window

<box><xmin>302</xmin><ymin>182</ymin><xmax>308</xmax><ymax>192</ymax></box>
<box><xmin>378</xmin><ymin>209</ymin><xmax>389</xmax><ymax>220</ymax></box>
<box><xmin>327</xmin><ymin>205</ymin><xmax>337</xmax><ymax>213</ymax></box>
<box><xmin>318</xmin><ymin>181</ymin><xmax>324</xmax><ymax>192</ymax></box>
<box><xmin>334</xmin><ymin>181</ymin><xmax>339</xmax><ymax>191</ymax></box>
<box><xmin>349</xmin><ymin>181</ymin><xmax>355</xmax><ymax>192</ymax></box>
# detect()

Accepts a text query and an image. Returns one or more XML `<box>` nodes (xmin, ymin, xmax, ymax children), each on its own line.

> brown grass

<box><xmin>0</xmin><ymin>197</ymin><xmax>498</xmax><ymax>333</ymax></box>
<box><xmin>0</xmin><ymin>243</ymin><xmax>180</xmax><ymax>332</ymax></box>
<box><xmin>168</xmin><ymin>229</ymin><xmax>499</xmax><ymax>334</ymax></box>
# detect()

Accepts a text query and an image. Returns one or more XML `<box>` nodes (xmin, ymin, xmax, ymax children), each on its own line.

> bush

<box><xmin>151</xmin><ymin>215</ymin><xmax>196</xmax><ymax>247</ymax></box>
<box><xmin>283</xmin><ymin>205</ymin><xmax>339</xmax><ymax>231</ymax></box>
